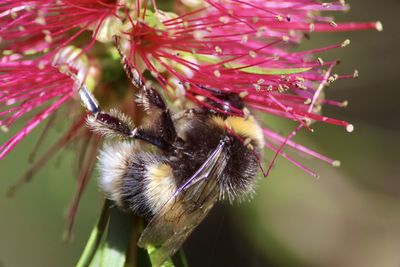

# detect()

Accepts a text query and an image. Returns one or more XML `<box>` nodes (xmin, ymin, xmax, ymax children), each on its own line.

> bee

<box><xmin>76</xmin><ymin>37</ymin><xmax>265</xmax><ymax>266</ymax></box>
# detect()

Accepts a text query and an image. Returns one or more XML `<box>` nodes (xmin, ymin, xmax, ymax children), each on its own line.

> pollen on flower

<box><xmin>375</xmin><ymin>21</ymin><xmax>383</xmax><ymax>31</ymax></box>
<box><xmin>1</xmin><ymin>125</ymin><xmax>9</xmax><ymax>132</ymax></box>
<box><xmin>332</xmin><ymin>160</ymin><xmax>341</xmax><ymax>167</ymax></box>
<box><xmin>249</xmin><ymin>51</ymin><xmax>257</xmax><ymax>58</ymax></box>
<box><xmin>341</xmin><ymin>39</ymin><xmax>351</xmax><ymax>48</ymax></box>
<box><xmin>346</xmin><ymin>124</ymin><xmax>355</xmax><ymax>133</ymax></box>
<box><xmin>329</xmin><ymin>21</ymin><xmax>338</xmax><ymax>28</ymax></box>
<box><xmin>239</xmin><ymin>91</ymin><xmax>249</xmax><ymax>98</ymax></box>
<box><xmin>340</xmin><ymin>100</ymin><xmax>349</xmax><ymax>108</ymax></box>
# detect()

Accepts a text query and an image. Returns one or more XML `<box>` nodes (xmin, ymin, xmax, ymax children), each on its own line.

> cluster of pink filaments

<box><xmin>0</xmin><ymin>0</ymin><xmax>119</xmax><ymax>55</ymax></box>
<box><xmin>0</xmin><ymin>58</ymin><xmax>73</xmax><ymax>158</ymax></box>
<box><xmin>123</xmin><ymin>0</ymin><xmax>381</xmax><ymax>176</ymax></box>
<box><xmin>0</xmin><ymin>0</ymin><xmax>381</xmax><ymax>179</ymax></box>
<box><xmin>0</xmin><ymin>0</ymin><xmax>122</xmax><ymax>160</ymax></box>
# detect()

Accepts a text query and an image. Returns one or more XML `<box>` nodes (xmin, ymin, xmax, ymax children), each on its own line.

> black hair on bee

<box><xmin>75</xmin><ymin>36</ymin><xmax>265</xmax><ymax>266</ymax></box>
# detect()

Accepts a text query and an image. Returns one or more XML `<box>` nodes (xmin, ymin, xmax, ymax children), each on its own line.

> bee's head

<box><xmin>199</xmin><ymin>88</ymin><xmax>244</xmax><ymax>115</ymax></box>
<box><xmin>212</xmin><ymin>92</ymin><xmax>244</xmax><ymax>114</ymax></box>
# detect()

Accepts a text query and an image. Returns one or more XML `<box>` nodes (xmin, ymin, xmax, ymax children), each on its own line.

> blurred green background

<box><xmin>1</xmin><ymin>0</ymin><xmax>399</xmax><ymax>266</ymax></box>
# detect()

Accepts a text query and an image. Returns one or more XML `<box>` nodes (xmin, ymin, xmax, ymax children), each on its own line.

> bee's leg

<box><xmin>77</xmin><ymin>81</ymin><xmax>134</xmax><ymax>139</ymax></box>
<box><xmin>114</xmin><ymin>36</ymin><xmax>177</xmax><ymax>143</ymax></box>
<box><xmin>136</xmin><ymin>84</ymin><xmax>177</xmax><ymax>143</ymax></box>
<box><xmin>78</xmin><ymin>83</ymin><xmax>172</xmax><ymax>150</ymax></box>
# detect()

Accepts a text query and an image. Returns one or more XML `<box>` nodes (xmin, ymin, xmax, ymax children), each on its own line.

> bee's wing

<box><xmin>137</xmin><ymin>141</ymin><xmax>228</xmax><ymax>266</ymax></box>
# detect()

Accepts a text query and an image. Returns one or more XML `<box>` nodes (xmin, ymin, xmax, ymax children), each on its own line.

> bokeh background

<box><xmin>1</xmin><ymin>0</ymin><xmax>399</xmax><ymax>266</ymax></box>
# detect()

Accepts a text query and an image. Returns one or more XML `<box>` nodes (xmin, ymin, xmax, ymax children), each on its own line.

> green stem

<box><xmin>176</xmin><ymin>249</ymin><xmax>189</xmax><ymax>267</ymax></box>
<box><xmin>76</xmin><ymin>200</ymin><xmax>111</xmax><ymax>267</ymax></box>
<box><xmin>146</xmin><ymin>245</ymin><xmax>175</xmax><ymax>267</ymax></box>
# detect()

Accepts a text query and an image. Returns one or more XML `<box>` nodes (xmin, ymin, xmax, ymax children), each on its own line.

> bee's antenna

<box><xmin>56</xmin><ymin>65</ymin><xmax>135</xmax><ymax>139</ymax></box>
<box><xmin>113</xmin><ymin>35</ymin><xmax>144</xmax><ymax>89</ymax></box>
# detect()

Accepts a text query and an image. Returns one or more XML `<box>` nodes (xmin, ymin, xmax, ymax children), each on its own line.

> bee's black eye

<box><xmin>212</xmin><ymin>92</ymin><xmax>244</xmax><ymax>114</ymax></box>
<box><xmin>195</xmin><ymin>84</ymin><xmax>245</xmax><ymax>114</ymax></box>
<box><xmin>223</xmin><ymin>93</ymin><xmax>244</xmax><ymax>110</ymax></box>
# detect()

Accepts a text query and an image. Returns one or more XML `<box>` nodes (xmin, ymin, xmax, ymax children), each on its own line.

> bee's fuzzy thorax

<box><xmin>210</xmin><ymin>115</ymin><xmax>265</xmax><ymax>150</ymax></box>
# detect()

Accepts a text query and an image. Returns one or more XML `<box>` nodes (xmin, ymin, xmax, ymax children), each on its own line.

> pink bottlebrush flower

<box><xmin>0</xmin><ymin>3</ymin><xmax>385</xmax><ymax>267</ymax></box>
<box><xmin>0</xmin><ymin>57</ymin><xmax>73</xmax><ymax>159</ymax></box>
<box><xmin>0</xmin><ymin>0</ymin><xmax>381</xmax><ymax>173</ymax></box>
<box><xmin>119</xmin><ymin>0</ymin><xmax>381</xmax><ymax>176</ymax></box>
<box><xmin>0</xmin><ymin>0</ymin><xmax>381</xmax><ymax>231</ymax></box>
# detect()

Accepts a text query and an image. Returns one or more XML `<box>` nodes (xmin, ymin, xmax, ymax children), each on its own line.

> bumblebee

<box><xmin>76</xmin><ymin>38</ymin><xmax>265</xmax><ymax>266</ymax></box>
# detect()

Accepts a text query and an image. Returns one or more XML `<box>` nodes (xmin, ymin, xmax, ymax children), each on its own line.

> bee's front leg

<box><xmin>114</xmin><ymin>35</ymin><xmax>178</xmax><ymax>144</ymax></box>
<box><xmin>77</xmin><ymin>82</ymin><xmax>173</xmax><ymax>150</ymax></box>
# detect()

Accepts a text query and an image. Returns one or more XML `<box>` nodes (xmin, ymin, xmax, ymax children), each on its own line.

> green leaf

<box><xmin>175</xmin><ymin>249</ymin><xmax>189</xmax><ymax>267</ymax></box>
<box><xmin>142</xmin><ymin>9</ymin><xmax>166</xmax><ymax>30</ymax></box>
<box><xmin>77</xmin><ymin>201</ymin><xmax>184</xmax><ymax>267</ymax></box>
<box><xmin>225</xmin><ymin>63</ymin><xmax>312</xmax><ymax>75</ymax></box>
<box><xmin>76</xmin><ymin>200</ymin><xmax>110</xmax><ymax>267</ymax></box>
<box><xmin>178</xmin><ymin>51</ymin><xmax>311</xmax><ymax>75</ymax></box>
<box><xmin>146</xmin><ymin>245</ymin><xmax>175</xmax><ymax>267</ymax></box>
<box><xmin>99</xmin><ymin>206</ymin><xmax>134</xmax><ymax>267</ymax></box>
<box><xmin>76</xmin><ymin>201</ymin><xmax>135</xmax><ymax>267</ymax></box>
